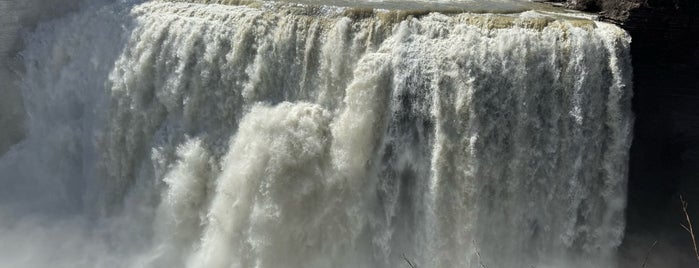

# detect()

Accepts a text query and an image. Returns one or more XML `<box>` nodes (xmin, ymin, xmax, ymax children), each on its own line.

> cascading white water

<box><xmin>0</xmin><ymin>1</ymin><xmax>633</xmax><ymax>267</ymax></box>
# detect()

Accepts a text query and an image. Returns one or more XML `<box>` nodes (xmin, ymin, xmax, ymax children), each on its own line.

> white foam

<box><xmin>0</xmin><ymin>1</ymin><xmax>633</xmax><ymax>267</ymax></box>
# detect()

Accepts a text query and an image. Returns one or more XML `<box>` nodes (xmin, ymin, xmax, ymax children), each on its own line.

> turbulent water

<box><xmin>0</xmin><ymin>0</ymin><xmax>633</xmax><ymax>267</ymax></box>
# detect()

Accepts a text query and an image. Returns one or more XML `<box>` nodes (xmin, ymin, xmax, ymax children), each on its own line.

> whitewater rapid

<box><xmin>0</xmin><ymin>1</ymin><xmax>632</xmax><ymax>267</ymax></box>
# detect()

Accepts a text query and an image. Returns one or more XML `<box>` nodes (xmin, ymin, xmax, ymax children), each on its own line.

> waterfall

<box><xmin>0</xmin><ymin>1</ymin><xmax>633</xmax><ymax>267</ymax></box>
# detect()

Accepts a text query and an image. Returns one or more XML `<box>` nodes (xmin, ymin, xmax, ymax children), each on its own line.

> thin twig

<box><xmin>680</xmin><ymin>195</ymin><xmax>699</xmax><ymax>263</ymax></box>
<box><xmin>641</xmin><ymin>240</ymin><xmax>658</xmax><ymax>267</ymax></box>
<box><xmin>472</xmin><ymin>240</ymin><xmax>487</xmax><ymax>268</ymax></box>
<box><xmin>402</xmin><ymin>253</ymin><xmax>417</xmax><ymax>268</ymax></box>
<box><xmin>682</xmin><ymin>224</ymin><xmax>692</xmax><ymax>233</ymax></box>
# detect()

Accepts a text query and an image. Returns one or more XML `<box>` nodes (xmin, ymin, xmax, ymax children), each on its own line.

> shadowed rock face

<box><xmin>566</xmin><ymin>0</ymin><xmax>699</xmax><ymax>265</ymax></box>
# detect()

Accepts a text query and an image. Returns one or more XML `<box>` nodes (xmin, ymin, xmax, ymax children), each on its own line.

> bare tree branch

<box><xmin>641</xmin><ymin>240</ymin><xmax>658</xmax><ymax>267</ymax></box>
<box><xmin>472</xmin><ymin>240</ymin><xmax>487</xmax><ymax>268</ymax></box>
<box><xmin>680</xmin><ymin>195</ymin><xmax>699</xmax><ymax>263</ymax></box>
<box><xmin>402</xmin><ymin>253</ymin><xmax>417</xmax><ymax>268</ymax></box>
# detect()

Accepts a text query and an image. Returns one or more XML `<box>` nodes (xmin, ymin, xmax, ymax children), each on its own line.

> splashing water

<box><xmin>0</xmin><ymin>1</ymin><xmax>633</xmax><ymax>267</ymax></box>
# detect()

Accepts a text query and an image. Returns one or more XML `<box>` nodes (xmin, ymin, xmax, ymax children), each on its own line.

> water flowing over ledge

<box><xmin>173</xmin><ymin>0</ymin><xmax>533</xmax><ymax>13</ymax></box>
<box><xmin>0</xmin><ymin>1</ymin><xmax>632</xmax><ymax>267</ymax></box>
